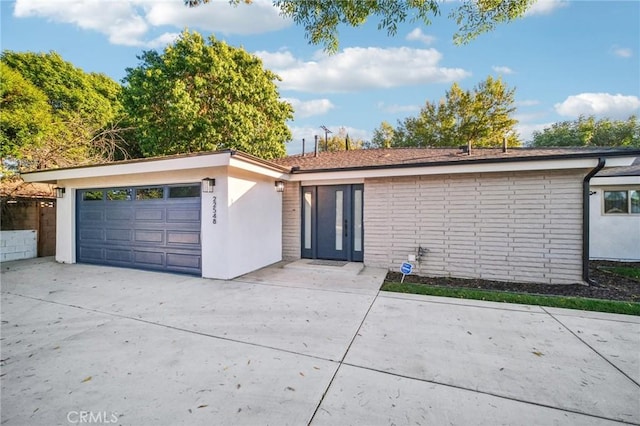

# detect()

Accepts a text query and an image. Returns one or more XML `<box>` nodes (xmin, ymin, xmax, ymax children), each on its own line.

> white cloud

<box><xmin>255</xmin><ymin>50</ymin><xmax>300</xmax><ymax>69</ymax></box>
<box><xmin>283</xmin><ymin>98</ymin><xmax>335</xmax><ymax>119</ymax></box>
<box><xmin>287</xmin><ymin>125</ymin><xmax>372</xmax><ymax>154</ymax></box>
<box><xmin>406</xmin><ymin>28</ymin><xmax>436</xmax><ymax>45</ymax></box>
<box><xmin>377</xmin><ymin>101</ymin><xmax>421</xmax><ymax>114</ymax></box>
<box><xmin>525</xmin><ymin>0</ymin><xmax>568</xmax><ymax>16</ymax></box>
<box><xmin>256</xmin><ymin>47</ymin><xmax>470</xmax><ymax>93</ymax></box>
<box><xmin>13</xmin><ymin>0</ymin><xmax>289</xmax><ymax>47</ymax></box>
<box><xmin>611</xmin><ymin>46</ymin><xmax>633</xmax><ymax>58</ymax></box>
<box><xmin>15</xmin><ymin>0</ymin><xmax>149</xmax><ymax>46</ymax></box>
<box><xmin>492</xmin><ymin>65</ymin><xmax>514</xmax><ymax>75</ymax></box>
<box><xmin>145</xmin><ymin>0</ymin><xmax>288</xmax><ymax>35</ymax></box>
<box><xmin>146</xmin><ymin>32</ymin><xmax>181</xmax><ymax>49</ymax></box>
<box><xmin>554</xmin><ymin>93</ymin><xmax>640</xmax><ymax>119</ymax></box>
<box><xmin>289</xmin><ymin>126</ymin><xmax>321</xmax><ymax>148</ymax></box>
<box><xmin>516</xmin><ymin>122</ymin><xmax>554</xmax><ymax>144</ymax></box>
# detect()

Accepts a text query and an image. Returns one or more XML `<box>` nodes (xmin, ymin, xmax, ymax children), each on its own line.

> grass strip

<box><xmin>600</xmin><ymin>266</ymin><xmax>640</xmax><ymax>281</ymax></box>
<box><xmin>381</xmin><ymin>282</ymin><xmax>640</xmax><ymax>316</ymax></box>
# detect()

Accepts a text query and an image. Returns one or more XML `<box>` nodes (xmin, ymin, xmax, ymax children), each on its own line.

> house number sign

<box><xmin>212</xmin><ymin>196</ymin><xmax>217</xmax><ymax>224</ymax></box>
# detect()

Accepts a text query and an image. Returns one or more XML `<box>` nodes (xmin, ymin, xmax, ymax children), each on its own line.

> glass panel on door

<box><xmin>353</xmin><ymin>189</ymin><xmax>362</xmax><ymax>252</ymax></box>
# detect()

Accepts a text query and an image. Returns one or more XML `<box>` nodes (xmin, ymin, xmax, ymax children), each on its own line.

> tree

<box><xmin>393</xmin><ymin>76</ymin><xmax>520</xmax><ymax>148</ymax></box>
<box><xmin>1</xmin><ymin>51</ymin><xmax>130</xmax><ymax>171</ymax></box>
<box><xmin>531</xmin><ymin>115</ymin><xmax>639</xmax><ymax>148</ymax></box>
<box><xmin>1</xmin><ymin>51</ymin><xmax>123</xmax><ymax>130</ymax></box>
<box><xmin>0</xmin><ymin>63</ymin><xmax>52</xmax><ymax>161</ymax></box>
<box><xmin>368</xmin><ymin>121</ymin><xmax>395</xmax><ymax>149</ymax></box>
<box><xmin>185</xmin><ymin>0</ymin><xmax>535</xmax><ymax>52</ymax></box>
<box><xmin>122</xmin><ymin>30</ymin><xmax>293</xmax><ymax>159</ymax></box>
<box><xmin>319</xmin><ymin>127</ymin><xmax>364</xmax><ymax>152</ymax></box>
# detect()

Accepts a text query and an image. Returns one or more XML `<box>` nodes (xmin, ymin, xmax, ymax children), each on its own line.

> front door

<box><xmin>301</xmin><ymin>184</ymin><xmax>363</xmax><ymax>262</ymax></box>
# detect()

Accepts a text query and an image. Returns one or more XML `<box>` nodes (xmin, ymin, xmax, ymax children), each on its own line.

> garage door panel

<box><xmin>167</xmin><ymin>252</ymin><xmax>201</xmax><ymax>269</ymax></box>
<box><xmin>80</xmin><ymin>210</ymin><xmax>103</xmax><ymax>221</ymax></box>
<box><xmin>77</xmin><ymin>186</ymin><xmax>201</xmax><ymax>275</ymax></box>
<box><xmin>79</xmin><ymin>229</ymin><xmax>104</xmax><ymax>241</ymax></box>
<box><xmin>167</xmin><ymin>208</ymin><xmax>200</xmax><ymax>223</ymax></box>
<box><xmin>134</xmin><ymin>250</ymin><xmax>164</xmax><ymax>266</ymax></box>
<box><xmin>135</xmin><ymin>230</ymin><xmax>165</xmax><ymax>244</ymax></box>
<box><xmin>136</xmin><ymin>209</ymin><xmax>164</xmax><ymax>221</ymax></box>
<box><xmin>105</xmin><ymin>249</ymin><xmax>132</xmax><ymax>262</ymax></box>
<box><xmin>79</xmin><ymin>247</ymin><xmax>103</xmax><ymax>261</ymax></box>
<box><xmin>106</xmin><ymin>229</ymin><xmax>133</xmax><ymax>242</ymax></box>
<box><xmin>167</xmin><ymin>231</ymin><xmax>200</xmax><ymax>245</ymax></box>
<box><xmin>106</xmin><ymin>209</ymin><xmax>133</xmax><ymax>221</ymax></box>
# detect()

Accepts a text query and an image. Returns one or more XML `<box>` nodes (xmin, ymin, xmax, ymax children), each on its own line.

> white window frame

<box><xmin>602</xmin><ymin>187</ymin><xmax>640</xmax><ymax>215</ymax></box>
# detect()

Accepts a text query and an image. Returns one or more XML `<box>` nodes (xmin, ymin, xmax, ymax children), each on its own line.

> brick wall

<box><xmin>364</xmin><ymin>169</ymin><xmax>585</xmax><ymax>285</ymax></box>
<box><xmin>0</xmin><ymin>230</ymin><xmax>38</xmax><ymax>262</ymax></box>
<box><xmin>282</xmin><ymin>181</ymin><xmax>301</xmax><ymax>260</ymax></box>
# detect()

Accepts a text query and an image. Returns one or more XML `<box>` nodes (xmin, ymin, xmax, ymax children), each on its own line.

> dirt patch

<box><xmin>384</xmin><ymin>260</ymin><xmax>640</xmax><ymax>302</ymax></box>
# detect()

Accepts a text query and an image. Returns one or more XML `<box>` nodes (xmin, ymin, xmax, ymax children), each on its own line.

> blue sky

<box><xmin>2</xmin><ymin>0</ymin><xmax>639</xmax><ymax>154</ymax></box>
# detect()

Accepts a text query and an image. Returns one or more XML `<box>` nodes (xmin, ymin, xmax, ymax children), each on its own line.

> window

<box><xmin>632</xmin><ymin>190</ymin><xmax>640</xmax><ymax>214</ymax></box>
<box><xmin>603</xmin><ymin>189</ymin><xmax>640</xmax><ymax>214</ymax></box>
<box><xmin>83</xmin><ymin>190</ymin><xmax>103</xmax><ymax>201</ymax></box>
<box><xmin>169</xmin><ymin>185</ymin><xmax>200</xmax><ymax>198</ymax></box>
<box><xmin>107</xmin><ymin>189</ymin><xmax>132</xmax><ymax>201</ymax></box>
<box><xmin>136</xmin><ymin>187</ymin><xmax>164</xmax><ymax>200</ymax></box>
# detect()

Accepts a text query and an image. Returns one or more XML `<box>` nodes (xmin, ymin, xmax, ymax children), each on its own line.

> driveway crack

<box><xmin>306</xmin><ymin>286</ymin><xmax>382</xmax><ymax>425</ymax></box>
<box><xmin>542</xmin><ymin>307</ymin><xmax>640</xmax><ymax>389</ymax></box>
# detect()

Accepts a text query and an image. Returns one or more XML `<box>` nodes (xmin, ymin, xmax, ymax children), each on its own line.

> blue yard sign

<box><xmin>400</xmin><ymin>262</ymin><xmax>413</xmax><ymax>282</ymax></box>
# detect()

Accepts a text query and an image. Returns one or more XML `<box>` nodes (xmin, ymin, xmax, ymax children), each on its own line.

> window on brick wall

<box><xmin>603</xmin><ymin>189</ymin><xmax>640</xmax><ymax>214</ymax></box>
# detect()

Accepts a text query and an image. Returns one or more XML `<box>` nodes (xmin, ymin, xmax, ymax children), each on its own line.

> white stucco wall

<box><xmin>225</xmin><ymin>170</ymin><xmax>282</xmax><ymax>279</ymax></box>
<box><xmin>55</xmin><ymin>189</ymin><xmax>75</xmax><ymax>264</ymax></box>
<box><xmin>589</xmin><ymin>184</ymin><xmax>640</xmax><ymax>261</ymax></box>
<box><xmin>200</xmin><ymin>170</ymin><xmax>283</xmax><ymax>279</ymax></box>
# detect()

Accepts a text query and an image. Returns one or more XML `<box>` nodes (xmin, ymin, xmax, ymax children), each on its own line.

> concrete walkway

<box><xmin>1</xmin><ymin>258</ymin><xmax>638</xmax><ymax>425</ymax></box>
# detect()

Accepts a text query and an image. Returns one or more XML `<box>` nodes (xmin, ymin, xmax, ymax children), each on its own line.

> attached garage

<box><xmin>76</xmin><ymin>184</ymin><xmax>202</xmax><ymax>275</ymax></box>
<box><xmin>21</xmin><ymin>150</ymin><xmax>289</xmax><ymax>280</ymax></box>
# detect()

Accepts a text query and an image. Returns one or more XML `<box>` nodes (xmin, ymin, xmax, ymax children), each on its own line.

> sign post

<box><xmin>400</xmin><ymin>262</ymin><xmax>413</xmax><ymax>283</ymax></box>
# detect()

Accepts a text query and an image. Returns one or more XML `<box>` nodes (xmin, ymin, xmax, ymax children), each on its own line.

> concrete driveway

<box><xmin>1</xmin><ymin>258</ymin><xmax>638</xmax><ymax>425</ymax></box>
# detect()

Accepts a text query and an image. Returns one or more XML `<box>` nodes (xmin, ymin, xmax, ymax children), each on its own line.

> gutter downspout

<box><xmin>582</xmin><ymin>157</ymin><xmax>606</xmax><ymax>284</ymax></box>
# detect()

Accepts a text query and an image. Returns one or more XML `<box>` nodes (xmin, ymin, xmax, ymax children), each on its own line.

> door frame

<box><xmin>300</xmin><ymin>184</ymin><xmax>364</xmax><ymax>262</ymax></box>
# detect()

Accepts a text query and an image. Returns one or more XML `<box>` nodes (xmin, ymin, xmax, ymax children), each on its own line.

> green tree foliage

<box><xmin>0</xmin><ymin>63</ymin><xmax>52</xmax><ymax>160</ymax></box>
<box><xmin>122</xmin><ymin>30</ymin><xmax>293</xmax><ymax>159</ymax></box>
<box><xmin>2</xmin><ymin>51</ymin><xmax>122</xmax><ymax>129</ymax></box>
<box><xmin>319</xmin><ymin>127</ymin><xmax>364</xmax><ymax>152</ymax></box>
<box><xmin>367</xmin><ymin>121</ymin><xmax>396</xmax><ymax>148</ymax></box>
<box><xmin>531</xmin><ymin>115</ymin><xmax>639</xmax><ymax>148</ymax></box>
<box><xmin>1</xmin><ymin>51</ymin><xmax>128</xmax><ymax>171</ymax></box>
<box><xmin>186</xmin><ymin>0</ymin><xmax>535</xmax><ymax>52</ymax></box>
<box><xmin>393</xmin><ymin>76</ymin><xmax>520</xmax><ymax>148</ymax></box>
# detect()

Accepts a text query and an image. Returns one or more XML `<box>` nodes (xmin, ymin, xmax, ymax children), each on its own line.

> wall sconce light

<box><xmin>55</xmin><ymin>187</ymin><xmax>66</xmax><ymax>198</ymax></box>
<box><xmin>202</xmin><ymin>178</ymin><xmax>215</xmax><ymax>193</ymax></box>
<box><xmin>275</xmin><ymin>181</ymin><xmax>285</xmax><ymax>193</ymax></box>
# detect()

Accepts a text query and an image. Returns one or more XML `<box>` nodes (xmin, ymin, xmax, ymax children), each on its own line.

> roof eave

<box><xmin>288</xmin><ymin>150</ymin><xmax>640</xmax><ymax>175</ymax></box>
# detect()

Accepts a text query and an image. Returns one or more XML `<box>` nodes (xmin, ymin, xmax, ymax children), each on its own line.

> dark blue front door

<box><xmin>76</xmin><ymin>184</ymin><xmax>202</xmax><ymax>275</ymax></box>
<box><xmin>302</xmin><ymin>184</ymin><xmax>363</xmax><ymax>262</ymax></box>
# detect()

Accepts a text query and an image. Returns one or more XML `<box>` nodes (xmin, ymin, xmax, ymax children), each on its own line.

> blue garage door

<box><xmin>77</xmin><ymin>184</ymin><xmax>202</xmax><ymax>275</ymax></box>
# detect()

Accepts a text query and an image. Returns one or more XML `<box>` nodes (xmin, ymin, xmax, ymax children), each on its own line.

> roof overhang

<box><xmin>591</xmin><ymin>175</ymin><xmax>640</xmax><ymax>186</ymax></box>
<box><xmin>288</xmin><ymin>155</ymin><xmax>637</xmax><ymax>182</ymax></box>
<box><xmin>21</xmin><ymin>150</ymin><xmax>290</xmax><ymax>184</ymax></box>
